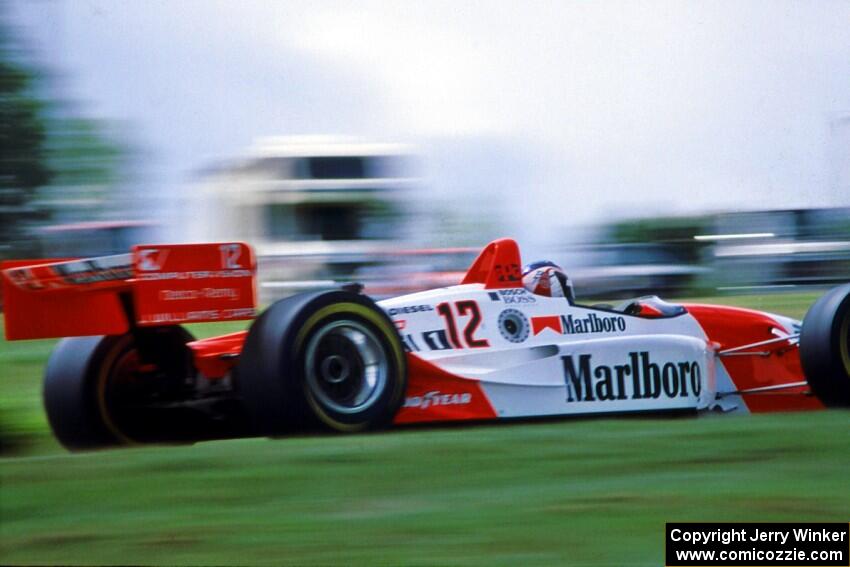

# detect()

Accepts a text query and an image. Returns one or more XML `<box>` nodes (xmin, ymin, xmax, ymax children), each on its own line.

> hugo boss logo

<box><xmin>498</xmin><ymin>289</ymin><xmax>536</xmax><ymax>304</ymax></box>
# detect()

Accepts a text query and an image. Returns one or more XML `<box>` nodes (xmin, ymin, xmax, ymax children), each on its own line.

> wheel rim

<box><xmin>97</xmin><ymin>340</ymin><xmax>146</xmax><ymax>443</ymax></box>
<box><xmin>304</xmin><ymin>319</ymin><xmax>388</xmax><ymax>414</ymax></box>
<box><xmin>99</xmin><ymin>340</ymin><xmax>172</xmax><ymax>443</ymax></box>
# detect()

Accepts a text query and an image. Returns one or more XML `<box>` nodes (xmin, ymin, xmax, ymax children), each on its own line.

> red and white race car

<box><xmin>2</xmin><ymin>238</ymin><xmax>848</xmax><ymax>450</ymax></box>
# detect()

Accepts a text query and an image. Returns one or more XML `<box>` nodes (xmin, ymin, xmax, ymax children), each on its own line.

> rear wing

<box><xmin>2</xmin><ymin>242</ymin><xmax>256</xmax><ymax>341</ymax></box>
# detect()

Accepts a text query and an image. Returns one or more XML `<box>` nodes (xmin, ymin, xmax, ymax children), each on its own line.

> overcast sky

<box><xmin>9</xmin><ymin>0</ymin><xmax>850</xmax><ymax>241</ymax></box>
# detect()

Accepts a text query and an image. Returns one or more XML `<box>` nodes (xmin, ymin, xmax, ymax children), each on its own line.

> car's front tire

<box><xmin>799</xmin><ymin>283</ymin><xmax>850</xmax><ymax>407</ymax></box>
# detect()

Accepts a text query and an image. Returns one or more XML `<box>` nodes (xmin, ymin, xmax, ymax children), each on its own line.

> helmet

<box><xmin>522</xmin><ymin>260</ymin><xmax>575</xmax><ymax>303</ymax></box>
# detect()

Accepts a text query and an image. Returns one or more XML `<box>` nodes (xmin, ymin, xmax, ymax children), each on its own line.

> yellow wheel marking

<box><xmin>295</xmin><ymin>303</ymin><xmax>406</xmax><ymax>431</ymax></box>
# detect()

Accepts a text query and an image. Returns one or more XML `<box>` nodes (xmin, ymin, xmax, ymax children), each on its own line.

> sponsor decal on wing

<box><xmin>133</xmin><ymin>243</ymin><xmax>256</xmax><ymax>325</ymax></box>
<box><xmin>5</xmin><ymin>254</ymin><xmax>134</xmax><ymax>291</ymax></box>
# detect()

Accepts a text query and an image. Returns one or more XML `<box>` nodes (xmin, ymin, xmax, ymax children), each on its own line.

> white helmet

<box><xmin>522</xmin><ymin>260</ymin><xmax>575</xmax><ymax>303</ymax></box>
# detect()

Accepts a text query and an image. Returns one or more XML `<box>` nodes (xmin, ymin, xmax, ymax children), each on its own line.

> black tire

<box><xmin>799</xmin><ymin>283</ymin><xmax>850</xmax><ymax>407</ymax></box>
<box><xmin>43</xmin><ymin>326</ymin><xmax>195</xmax><ymax>450</ymax></box>
<box><xmin>237</xmin><ymin>290</ymin><xmax>407</xmax><ymax>435</ymax></box>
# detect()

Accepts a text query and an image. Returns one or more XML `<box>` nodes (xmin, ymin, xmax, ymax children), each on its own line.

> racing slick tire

<box><xmin>43</xmin><ymin>326</ymin><xmax>195</xmax><ymax>450</ymax></box>
<box><xmin>799</xmin><ymin>283</ymin><xmax>850</xmax><ymax>407</ymax></box>
<box><xmin>237</xmin><ymin>290</ymin><xmax>407</xmax><ymax>435</ymax></box>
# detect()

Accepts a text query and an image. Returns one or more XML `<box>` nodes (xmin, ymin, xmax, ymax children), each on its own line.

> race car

<box><xmin>2</xmin><ymin>238</ymin><xmax>848</xmax><ymax>450</ymax></box>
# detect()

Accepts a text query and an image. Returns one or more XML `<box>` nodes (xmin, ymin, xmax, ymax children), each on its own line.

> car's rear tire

<box><xmin>43</xmin><ymin>326</ymin><xmax>195</xmax><ymax>450</ymax></box>
<box><xmin>237</xmin><ymin>290</ymin><xmax>407</xmax><ymax>435</ymax></box>
<box><xmin>799</xmin><ymin>283</ymin><xmax>850</xmax><ymax>407</ymax></box>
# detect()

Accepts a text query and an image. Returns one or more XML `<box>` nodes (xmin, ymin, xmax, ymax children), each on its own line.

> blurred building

<box><xmin>183</xmin><ymin>137</ymin><xmax>472</xmax><ymax>299</ymax></box>
<box><xmin>185</xmin><ymin>137</ymin><xmax>417</xmax><ymax>249</ymax></box>
<box><xmin>564</xmin><ymin>215</ymin><xmax>712</xmax><ymax>299</ymax></box>
<box><xmin>710</xmin><ymin>208</ymin><xmax>850</xmax><ymax>289</ymax></box>
<box><xmin>577</xmin><ymin>207</ymin><xmax>850</xmax><ymax>297</ymax></box>
<box><xmin>568</xmin><ymin>242</ymin><xmax>710</xmax><ymax>299</ymax></box>
<box><xmin>38</xmin><ymin>220</ymin><xmax>155</xmax><ymax>258</ymax></box>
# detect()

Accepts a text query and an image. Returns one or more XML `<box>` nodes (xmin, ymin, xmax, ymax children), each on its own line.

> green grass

<box><xmin>1</xmin><ymin>414</ymin><xmax>848</xmax><ymax>566</ymax></box>
<box><xmin>0</xmin><ymin>291</ymin><xmax>846</xmax><ymax>566</ymax></box>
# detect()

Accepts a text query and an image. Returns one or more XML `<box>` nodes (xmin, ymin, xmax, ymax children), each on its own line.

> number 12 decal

<box><xmin>219</xmin><ymin>243</ymin><xmax>243</xmax><ymax>269</ymax></box>
<box><xmin>436</xmin><ymin>300</ymin><xmax>490</xmax><ymax>349</ymax></box>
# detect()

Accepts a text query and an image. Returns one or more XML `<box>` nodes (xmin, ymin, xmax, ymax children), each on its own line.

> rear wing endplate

<box><xmin>2</xmin><ymin>242</ymin><xmax>256</xmax><ymax>340</ymax></box>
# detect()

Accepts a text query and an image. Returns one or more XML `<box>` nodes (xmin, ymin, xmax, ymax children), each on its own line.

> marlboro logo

<box><xmin>531</xmin><ymin>313</ymin><xmax>627</xmax><ymax>336</ymax></box>
<box><xmin>531</xmin><ymin>316</ymin><xmax>562</xmax><ymax>335</ymax></box>
<box><xmin>561</xmin><ymin>352</ymin><xmax>702</xmax><ymax>402</ymax></box>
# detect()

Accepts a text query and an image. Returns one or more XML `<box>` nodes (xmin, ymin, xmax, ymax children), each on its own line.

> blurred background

<box><xmin>2</xmin><ymin>5</ymin><xmax>850</xmax><ymax>563</ymax></box>
<box><xmin>2</xmin><ymin>0</ymin><xmax>849</xmax><ymax>302</ymax></box>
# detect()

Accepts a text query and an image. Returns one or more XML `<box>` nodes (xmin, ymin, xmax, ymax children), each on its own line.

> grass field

<box><xmin>1</xmin><ymin>291</ymin><xmax>848</xmax><ymax>565</ymax></box>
